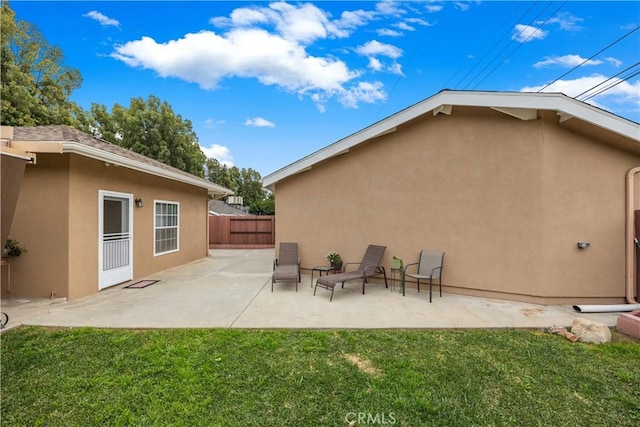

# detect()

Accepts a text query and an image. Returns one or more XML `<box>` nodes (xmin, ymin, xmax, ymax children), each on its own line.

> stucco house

<box><xmin>263</xmin><ymin>90</ymin><xmax>640</xmax><ymax>305</ymax></box>
<box><xmin>1</xmin><ymin>125</ymin><xmax>232</xmax><ymax>300</ymax></box>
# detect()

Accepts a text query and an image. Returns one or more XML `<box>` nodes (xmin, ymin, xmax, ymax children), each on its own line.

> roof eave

<box><xmin>61</xmin><ymin>141</ymin><xmax>233</xmax><ymax>197</ymax></box>
<box><xmin>263</xmin><ymin>90</ymin><xmax>639</xmax><ymax>190</ymax></box>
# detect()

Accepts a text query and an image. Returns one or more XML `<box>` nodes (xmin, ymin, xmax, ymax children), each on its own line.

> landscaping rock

<box><xmin>571</xmin><ymin>317</ymin><xmax>611</xmax><ymax>344</ymax></box>
<box><xmin>546</xmin><ymin>326</ymin><xmax>578</xmax><ymax>342</ymax></box>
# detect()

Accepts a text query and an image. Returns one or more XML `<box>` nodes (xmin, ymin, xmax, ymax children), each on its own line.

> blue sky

<box><xmin>10</xmin><ymin>1</ymin><xmax>640</xmax><ymax>176</ymax></box>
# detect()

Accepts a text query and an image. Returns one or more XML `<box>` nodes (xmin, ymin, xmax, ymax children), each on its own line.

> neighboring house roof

<box><xmin>208</xmin><ymin>199</ymin><xmax>250</xmax><ymax>216</ymax></box>
<box><xmin>9</xmin><ymin>125</ymin><xmax>233</xmax><ymax>198</ymax></box>
<box><xmin>263</xmin><ymin>90</ymin><xmax>640</xmax><ymax>191</ymax></box>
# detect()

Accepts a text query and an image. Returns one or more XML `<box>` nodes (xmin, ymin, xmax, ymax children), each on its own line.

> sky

<box><xmin>10</xmin><ymin>1</ymin><xmax>640</xmax><ymax>177</ymax></box>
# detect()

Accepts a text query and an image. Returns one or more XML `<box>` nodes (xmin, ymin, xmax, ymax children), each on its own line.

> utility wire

<box><xmin>574</xmin><ymin>61</ymin><xmax>640</xmax><ymax>100</ymax></box>
<box><xmin>463</xmin><ymin>1</ymin><xmax>555</xmax><ymax>90</ymax></box>
<box><xmin>445</xmin><ymin>1</ymin><xmax>530</xmax><ymax>89</ymax></box>
<box><xmin>537</xmin><ymin>25</ymin><xmax>640</xmax><ymax>92</ymax></box>
<box><xmin>581</xmin><ymin>69</ymin><xmax>640</xmax><ymax>101</ymax></box>
<box><xmin>471</xmin><ymin>1</ymin><xmax>567</xmax><ymax>90</ymax></box>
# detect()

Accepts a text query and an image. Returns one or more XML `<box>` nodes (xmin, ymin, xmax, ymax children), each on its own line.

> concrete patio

<box><xmin>0</xmin><ymin>249</ymin><xmax>622</xmax><ymax>331</ymax></box>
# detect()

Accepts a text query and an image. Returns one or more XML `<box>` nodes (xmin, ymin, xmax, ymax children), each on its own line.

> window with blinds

<box><xmin>154</xmin><ymin>201</ymin><xmax>179</xmax><ymax>255</ymax></box>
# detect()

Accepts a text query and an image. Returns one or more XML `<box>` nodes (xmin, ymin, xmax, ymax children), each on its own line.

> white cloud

<box><xmin>338</xmin><ymin>81</ymin><xmax>387</xmax><ymax>108</ymax></box>
<box><xmin>368</xmin><ymin>57</ymin><xmax>383</xmax><ymax>71</ymax></box>
<box><xmin>534</xmin><ymin>54</ymin><xmax>603</xmax><ymax>69</ymax></box>
<box><xmin>201</xmin><ymin>144</ymin><xmax>234</xmax><ymax>167</ymax></box>
<box><xmin>521</xmin><ymin>74</ymin><xmax>640</xmax><ymax>113</ymax></box>
<box><xmin>541</xmin><ymin>12</ymin><xmax>583</xmax><ymax>31</ymax></box>
<box><xmin>356</xmin><ymin>40</ymin><xmax>403</xmax><ymax>59</ymax></box>
<box><xmin>83</xmin><ymin>10</ymin><xmax>120</xmax><ymax>27</ymax></box>
<box><xmin>204</xmin><ymin>118</ymin><xmax>226</xmax><ymax>127</ymax></box>
<box><xmin>605</xmin><ymin>57</ymin><xmax>623</xmax><ymax>67</ymax></box>
<box><xmin>245</xmin><ymin>117</ymin><xmax>276</xmax><ymax>128</ymax></box>
<box><xmin>388</xmin><ymin>62</ymin><xmax>404</xmax><ymax>76</ymax></box>
<box><xmin>112</xmin><ymin>29</ymin><xmax>355</xmax><ymax>92</ymax></box>
<box><xmin>512</xmin><ymin>24</ymin><xmax>547</xmax><ymax>43</ymax></box>
<box><xmin>376</xmin><ymin>1</ymin><xmax>406</xmax><ymax>17</ymax></box>
<box><xmin>405</xmin><ymin>18</ymin><xmax>434</xmax><ymax>27</ymax></box>
<box><xmin>455</xmin><ymin>2</ymin><xmax>470</xmax><ymax>12</ymax></box>
<box><xmin>377</xmin><ymin>28</ymin><xmax>402</xmax><ymax>37</ymax></box>
<box><xmin>395</xmin><ymin>22</ymin><xmax>415</xmax><ymax>32</ymax></box>
<box><xmin>426</xmin><ymin>4</ymin><xmax>443</xmax><ymax>13</ymax></box>
<box><xmin>112</xmin><ymin>2</ymin><xmax>393</xmax><ymax>111</ymax></box>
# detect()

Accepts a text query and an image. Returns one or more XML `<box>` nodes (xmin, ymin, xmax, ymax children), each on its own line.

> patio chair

<box><xmin>314</xmin><ymin>244</ymin><xmax>388</xmax><ymax>301</ymax></box>
<box><xmin>272</xmin><ymin>242</ymin><xmax>301</xmax><ymax>292</ymax></box>
<box><xmin>403</xmin><ymin>250</ymin><xmax>445</xmax><ymax>302</ymax></box>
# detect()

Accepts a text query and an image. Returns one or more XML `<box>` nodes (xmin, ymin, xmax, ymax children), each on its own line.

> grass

<box><xmin>1</xmin><ymin>326</ymin><xmax>638</xmax><ymax>426</ymax></box>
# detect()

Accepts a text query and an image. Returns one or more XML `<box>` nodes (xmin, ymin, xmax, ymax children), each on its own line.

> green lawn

<box><xmin>1</xmin><ymin>326</ymin><xmax>638</xmax><ymax>426</ymax></box>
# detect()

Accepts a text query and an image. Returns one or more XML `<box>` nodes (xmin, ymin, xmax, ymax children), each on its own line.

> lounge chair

<box><xmin>403</xmin><ymin>250</ymin><xmax>445</xmax><ymax>302</ymax></box>
<box><xmin>272</xmin><ymin>242</ymin><xmax>301</xmax><ymax>292</ymax></box>
<box><xmin>314</xmin><ymin>244</ymin><xmax>388</xmax><ymax>301</ymax></box>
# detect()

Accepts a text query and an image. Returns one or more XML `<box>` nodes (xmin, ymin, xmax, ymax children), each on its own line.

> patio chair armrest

<box><xmin>403</xmin><ymin>262</ymin><xmax>418</xmax><ymax>274</ymax></box>
<box><xmin>273</xmin><ymin>259</ymin><xmax>278</xmax><ymax>270</ymax></box>
<box><xmin>343</xmin><ymin>262</ymin><xmax>361</xmax><ymax>272</ymax></box>
<box><xmin>431</xmin><ymin>265</ymin><xmax>442</xmax><ymax>276</ymax></box>
<box><xmin>362</xmin><ymin>265</ymin><xmax>384</xmax><ymax>276</ymax></box>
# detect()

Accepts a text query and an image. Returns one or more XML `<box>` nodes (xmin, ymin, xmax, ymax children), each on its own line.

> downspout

<box><xmin>573</xmin><ymin>166</ymin><xmax>640</xmax><ymax>313</ymax></box>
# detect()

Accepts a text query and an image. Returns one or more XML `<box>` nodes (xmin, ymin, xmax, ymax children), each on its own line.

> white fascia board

<box><xmin>263</xmin><ymin>90</ymin><xmax>639</xmax><ymax>190</ymax></box>
<box><xmin>443</xmin><ymin>91</ymin><xmax>639</xmax><ymax>140</ymax></box>
<box><xmin>61</xmin><ymin>142</ymin><xmax>233</xmax><ymax>196</ymax></box>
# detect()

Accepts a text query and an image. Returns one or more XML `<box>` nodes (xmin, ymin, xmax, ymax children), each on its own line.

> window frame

<box><xmin>153</xmin><ymin>200</ymin><xmax>180</xmax><ymax>256</ymax></box>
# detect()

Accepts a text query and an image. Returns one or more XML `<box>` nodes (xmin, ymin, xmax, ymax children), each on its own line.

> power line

<box><xmin>471</xmin><ymin>1</ymin><xmax>567</xmax><ymax>90</ymax></box>
<box><xmin>537</xmin><ymin>25</ymin><xmax>640</xmax><ymax>92</ymax></box>
<box><xmin>581</xmin><ymin>69</ymin><xmax>640</xmax><ymax>101</ymax></box>
<box><xmin>445</xmin><ymin>1</ymin><xmax>531</xmax><ymax>89</ymax></box>
<box><xmin>574</xmin><ymin>61</ymin><xmax>640</xmax><ymax>100</ymax></box>
<box><xmin>462</xmin><ymin>1</ymin><xmax>556</xmax><ymax>90</ymax></box>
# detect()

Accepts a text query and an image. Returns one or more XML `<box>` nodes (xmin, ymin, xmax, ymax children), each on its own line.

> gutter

<box><xmin>60</xmin><ymin>141</ymin><xmax>233</xmax><ymax>198</ymax></box>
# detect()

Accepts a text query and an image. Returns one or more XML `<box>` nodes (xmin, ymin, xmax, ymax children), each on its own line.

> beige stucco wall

<box><xmin>274</xmin><ymin>107</ymin><xmax>640</xmax><ymax>304</ymax></box>
<box><xmin>4</xmin><ymin>154</ymin><xmax>70</xmax><ymax>298</ymax></box>
<box><xmin>7</xmin><ymin>153</ymin><xmax>209</xmax><ymax>300</ymax></box>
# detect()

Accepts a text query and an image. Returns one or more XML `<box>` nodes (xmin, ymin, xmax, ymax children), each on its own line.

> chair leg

<box><xmin>313</xmin><ymin>283</ymin><xmax>317</xmax><ymax>296</ymax></box>
<box><xmin>439</xmin><ymin>280</ymin><xmax>442</xmax><ymax>297</ymax></box>
<box><xmin>429</xmin><ymin>278</ymin><xmax>433</xmax><ymax>303</ymax></box>
<box><xmin>271</xmin><ymin>278</ymin><xmax>274</xmax><ymax>292</ymax></box>
<box><xmin>330</xmin><ymin>287</ymin><xmax>334</xmax><ymax>302</ymax></box>
<box><xmin>417</xmin><ymin>279</ymin><xmax>420</xmax><ymax>293</ymax></box>
<box><xmin>381</xmin><ymin>267</ymin><xmax>388</xmax><ymax>288</ymax></box>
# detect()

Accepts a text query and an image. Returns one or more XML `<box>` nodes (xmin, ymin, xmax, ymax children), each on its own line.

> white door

<box><xmin>99</xmin><ymin>191</ymin><xmax>133</xmax><ymax>289</ymax></box>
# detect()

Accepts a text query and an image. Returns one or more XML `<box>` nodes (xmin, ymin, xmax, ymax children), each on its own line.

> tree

<box><xmin>205</xmin><ymin>158</ymin><xmax>235</xmax><ymax>191</ymax></box>
<box><xmin>205</xmin><ymin>162</ymin><xmax>274</xmax><ymax>214</ymax></box>
<box><xmin>80</xmin><ymin>96</ymin><xmax>207</xmax><ymax>177</ymax></box>
<box><xmin>1</xmin><ymin>0</ymin><xmax>83</xmax><ymax>126</ymax></box>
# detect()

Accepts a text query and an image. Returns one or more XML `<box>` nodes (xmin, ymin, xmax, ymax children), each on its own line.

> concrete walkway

<box><xmin>0</xmin><ymin>249</ymin><xmax>621</xmax><ymax>331</ymax></box>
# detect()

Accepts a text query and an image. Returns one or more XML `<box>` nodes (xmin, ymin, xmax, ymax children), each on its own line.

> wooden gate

<box><xmin>209</xmin><ymin>215</ymin><xmax>275</xmax><ymax>248</ymax></box>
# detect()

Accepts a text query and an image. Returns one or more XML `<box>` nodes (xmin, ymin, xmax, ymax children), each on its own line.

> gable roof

<box><xmin>208</xmin><ymin>199</ymin><xmax>250</xmax><ymax>216</ymax></box>
<box><xmin>8</xmin><ymin>125</ymin><xmax>232</xmax><ymax>198</ymax></box>
<box><xmin>263</xmin><ymin>90</ymin><xmax>640</xmax><ymax>191</ymax></box>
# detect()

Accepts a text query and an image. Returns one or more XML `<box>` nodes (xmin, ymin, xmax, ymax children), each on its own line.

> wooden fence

<box><xmin>209</xmin><ymin>215</ymin><xmax>275</xmax><ymax>248</ymax></box>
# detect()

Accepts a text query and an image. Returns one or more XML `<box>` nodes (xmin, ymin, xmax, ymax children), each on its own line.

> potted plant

<box><xmin>326</xmin><ymin>251</ymin><xmax>343</xmax><ymax>271</ymax></box>
<box><xmin>3</xmin><ymin>239</ymin><xmax>27</xmax><ymax>259</ymax></box>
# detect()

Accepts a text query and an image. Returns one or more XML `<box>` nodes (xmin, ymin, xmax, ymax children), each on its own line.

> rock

<box><xmin>571</xmin><ymin>317</ymin><xmax>611</xmax><ymax>344</ymax></box>
<box><xmin>547</xmin><ymin>326</ymin><xmax>579</xmax><ymax>342</ymax></box>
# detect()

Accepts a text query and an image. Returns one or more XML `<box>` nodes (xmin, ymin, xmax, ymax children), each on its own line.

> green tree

<box><xmin>205</xmin><ymin>162</ymin><xmax>273</xmax><ymax>214</ymax></box>
<box><xmin>205</xmin><ymin>158</ymin><xmax>235</xmax><ymax>191</ymax></box>
<box><xmin>1</xmin><ymin>0</ymin><xmax>83</xmax><ymax>126</ymax></box>
<box><xmin>80</xmin><ymin>96</ymin><xmax>207</xmax><ymax>177</ymax></box>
